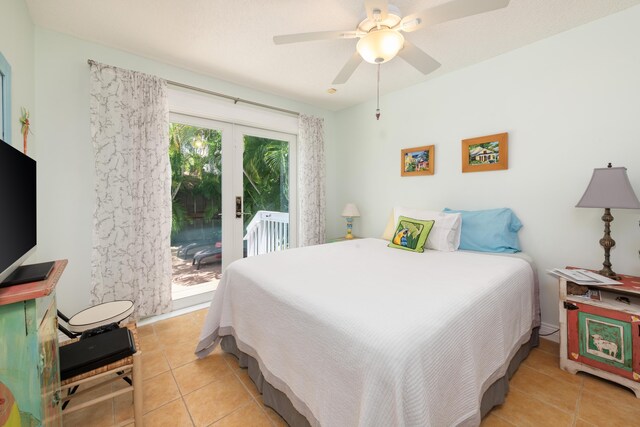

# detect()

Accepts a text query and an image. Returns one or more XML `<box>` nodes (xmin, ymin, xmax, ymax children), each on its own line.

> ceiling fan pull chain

<box><xmin>376</xmin><ymin>63</ymin><xmax>381</xmax><ymax>120</ymax></box>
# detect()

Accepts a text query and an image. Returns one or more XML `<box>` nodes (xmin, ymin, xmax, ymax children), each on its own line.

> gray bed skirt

<box><xmin>221</xmin><ymin>327</ymin><xmax>540</xmax><ymax>426</ymax></box>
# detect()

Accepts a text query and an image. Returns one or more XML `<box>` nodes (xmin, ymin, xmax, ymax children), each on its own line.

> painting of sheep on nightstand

<box><xmin>591</xmin><ymin>334</ymin><xmax>619</xmax><ymax>359</ymax></box>
<box><xmin>583</xmin><ymin>317</ymin><xmax>626</xmax><ymax>365</ymax></box>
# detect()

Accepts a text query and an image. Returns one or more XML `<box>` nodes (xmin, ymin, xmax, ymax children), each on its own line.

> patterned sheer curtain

<box><xmin>297</xmin><ymin>114</ymin><xmax>326</xmax><ymax>246</ymax></box>
<box><xmin>89</xmin><ymin>62</ymin><xmax>172</xmax><ymax>318</ymax></box>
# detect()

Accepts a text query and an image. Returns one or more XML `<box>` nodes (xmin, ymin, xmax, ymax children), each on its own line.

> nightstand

<box><xmin>558</xmin><ymin>270</ymin><xmax>640</xmax><ymax>398</ymax></box>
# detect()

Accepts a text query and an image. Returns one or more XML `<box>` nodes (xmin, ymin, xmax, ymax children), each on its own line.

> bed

<box><xmin>195</xmin><ymin>238</ymin><xmax>540</xmax><ymax>426</ymax></box>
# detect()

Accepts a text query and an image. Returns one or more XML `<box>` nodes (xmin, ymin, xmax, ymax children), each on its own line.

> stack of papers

<box><xmin>547</xmin><ymin>268</ymin><xmax>622</xmax><ymax>285</ymax></box>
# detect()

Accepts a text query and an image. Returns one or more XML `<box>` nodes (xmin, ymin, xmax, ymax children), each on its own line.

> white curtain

<box><xmin>297</xmin><ymin>114</ymin><xmax>326</xmax><ymax>246</ymax></box>
<box><xmin>89</xmin><ymin>62</ymin><xmax>172</xmax><ymax>318</ymax></box>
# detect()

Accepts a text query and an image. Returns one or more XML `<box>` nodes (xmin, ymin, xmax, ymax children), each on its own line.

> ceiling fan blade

<box><xmin>273</xmin><ymin>30</ymin><xmax>362</xmax><ymax>45</ymax></box>
<box><xmin>364</xmin><ymin>0</ymin><xmax>389</xmax><ymax>22</ymax></box>
<box><xmin>397</xmin><ymin>40</ymin><xmax>441</xmax><ymax>75</ymax></box>
<box><xmin>332</xmin><ymin>52</ymin><xmax>364</xmax><ymax>85</ymax></box>
<box><xmin>400</xmin><ymin>0</ymin><xmax>509</xmax><ymax>32</ymax></box>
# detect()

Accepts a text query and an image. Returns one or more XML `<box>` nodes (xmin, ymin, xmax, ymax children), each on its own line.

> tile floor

<box><xmin>62</xmin><ymin>310</ymin><xmax>640</xmax><ymax>427</ymax></box>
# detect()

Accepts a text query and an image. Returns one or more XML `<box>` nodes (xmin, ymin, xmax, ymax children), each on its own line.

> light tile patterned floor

<box><xmin>62</xmin><ymin>310</ymin><xmax>640</xmax><ymax>426</ymax></box>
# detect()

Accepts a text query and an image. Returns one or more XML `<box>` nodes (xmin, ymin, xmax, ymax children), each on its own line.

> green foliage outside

<box><xmin>169</xmin><ymin>123</ymin><xmax>222</xmax><ymax>236</ymax></box>
<box><xmin>243</xmin><ymin>136</ymin><xmax>289</xmax><ymax>228</ymax></box>
<box><xmin>169</xmin><ymin>123</ymin><xmax>289</xmax><ymax>239</ymax></box>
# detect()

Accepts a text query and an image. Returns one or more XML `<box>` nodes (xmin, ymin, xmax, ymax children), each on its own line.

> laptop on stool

<box><xmin>59</xmin><ymin>327</ymin><xmax>137</xmax><ymax>381</ymax></box>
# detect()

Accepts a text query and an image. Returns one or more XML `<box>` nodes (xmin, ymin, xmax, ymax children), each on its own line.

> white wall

<box><xmin>34</xmin><ymin>28</ymin><xmax>337</xmax><ymax>315</ymax></box>
<box><xmin>0</xmin><ymin>0</ymin><xmax>34</xmax><ymax>151</ymax></box>
<box><xmin>332</xmin><ymin>5</ymin><xmax>640</xmax><ymax>330</ymax></box>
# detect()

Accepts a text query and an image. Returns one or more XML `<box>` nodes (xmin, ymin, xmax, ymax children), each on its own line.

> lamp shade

<box><xmin>576</xmin><ymin>166</ymin><xmax>640</xmax><ymax>209</ymax></box>
<box><xmin>341</xmin><ymin>203</ymin><xmax>360</xmax><ymax>217</ymax></box>
<box><xmin>356</xmin><ymin>29</ymin><xmax>404</xmax><ymax>64</ymax></box>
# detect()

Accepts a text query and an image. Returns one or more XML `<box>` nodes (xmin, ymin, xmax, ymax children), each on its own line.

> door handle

<box><xmin>236</xmin><ymin>196</ymin><xmax>242</xmax><ymax>218</ymax></box>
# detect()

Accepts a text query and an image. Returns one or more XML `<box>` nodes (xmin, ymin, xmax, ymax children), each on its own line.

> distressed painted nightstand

<box><xmin>558</xmin><ymin>271</ymin><xmax>640</xmax><ymax>398</ymax></box>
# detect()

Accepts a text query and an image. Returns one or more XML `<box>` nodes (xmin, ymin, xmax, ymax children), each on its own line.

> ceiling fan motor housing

<box><xmin>356</xmin><ymin>5</ymin><xmax>402</xmax><ymax>32</ymax></box>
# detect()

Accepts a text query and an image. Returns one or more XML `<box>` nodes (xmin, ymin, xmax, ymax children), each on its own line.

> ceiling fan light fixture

<box><xmin>356</xmin><ymin>28</ymin><xmax>404</xmax><ymax>64</ymax></box>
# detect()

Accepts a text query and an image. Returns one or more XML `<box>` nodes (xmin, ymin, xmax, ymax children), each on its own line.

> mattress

<box><xmin>196</xmin><ymin>238</ymin><xmax>539</xmax><ymax>426</ymax></box>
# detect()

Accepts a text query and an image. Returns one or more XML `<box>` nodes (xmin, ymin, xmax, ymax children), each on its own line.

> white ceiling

<box><xmin>25</xmin><ymin>0</ymin><xmax>640</xmax><ymax>111</ymax></box>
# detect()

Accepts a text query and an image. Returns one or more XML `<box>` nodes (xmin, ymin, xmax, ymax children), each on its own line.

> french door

<box><xmin>233</xmin><ymin>126</ymin><xmax>297</xmax><ymax>262</ymax></box>
<box><xmin>169</xmin><ymin>113</ymin><xmax>296</xmax><ymax>303</ymax></box>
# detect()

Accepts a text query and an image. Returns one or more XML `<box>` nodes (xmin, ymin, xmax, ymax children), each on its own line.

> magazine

<box><xmin>547</xmin><ymin>268</ymin><xmax>622</xmax><ymax>286</ymax></box>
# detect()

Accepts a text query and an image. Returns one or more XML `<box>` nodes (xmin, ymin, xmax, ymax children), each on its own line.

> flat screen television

<box><xmin>0</xmin><ymin>139</ymin><xmax>37</xmax><ymax>283</ymax></box>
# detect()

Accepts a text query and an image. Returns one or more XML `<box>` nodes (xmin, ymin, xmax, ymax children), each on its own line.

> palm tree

<box><xmin>242</xmin><ymin>136</ymin><xmax>289</xmax><ymax>229</ymax></box>
<box><xmin>169</xmin><ymin>124</ymin><xmax>222</xmax><ymax>236</ymax></box>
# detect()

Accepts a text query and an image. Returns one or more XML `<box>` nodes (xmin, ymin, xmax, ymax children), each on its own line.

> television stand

<box><xmin>1</xmin><ymin>261</ymin><xmax>55</xmax><ymax>287</ymax></box>
<box><xmin>0</xmin><ymin>259</ymin><xmax>66</xmax><ymax>425</ymax></box>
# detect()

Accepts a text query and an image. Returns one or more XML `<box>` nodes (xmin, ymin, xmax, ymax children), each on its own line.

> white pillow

<box><xmin>393</xmin><ymin>207</ymin><xmax>462</xmax><ymax>251</ymax></box>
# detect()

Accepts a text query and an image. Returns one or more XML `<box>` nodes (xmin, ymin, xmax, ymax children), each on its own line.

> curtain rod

<box><xmin>87</xmin><ymin>59</ymin><xmax>300</xmax><ymax>117</ymax></box>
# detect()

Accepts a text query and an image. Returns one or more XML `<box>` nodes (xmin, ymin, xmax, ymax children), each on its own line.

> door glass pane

<box><xmin>243</xmin><ymin>136</ymin><xmax>290</xmax><ymax>257</ymax></box>
<box><xmin>169</xmin><ymin>123</ymin><xmax>223</xmax><ymax>299</ymax></box>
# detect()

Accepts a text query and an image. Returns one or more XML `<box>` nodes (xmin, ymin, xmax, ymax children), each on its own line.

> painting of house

<box><xmin>401</xmin><ymin>145</ymin><xmax>435</xmax><ymax>176</ymax></box>
<box><xmin>404</xmin><ymin>149</ymin><xmax>429</xmax><ymax>172</ymax></box>
<box><xmin>469</xmin><ymin>141</ymin><xmax>500</xmax><ymax>165</ymax></box>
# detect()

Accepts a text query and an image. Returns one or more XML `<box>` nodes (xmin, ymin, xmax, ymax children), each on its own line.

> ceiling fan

<box><xmin>273</xmin><ymin>0</ymin><xmax>511</xmax><ymax>85</ymax></box>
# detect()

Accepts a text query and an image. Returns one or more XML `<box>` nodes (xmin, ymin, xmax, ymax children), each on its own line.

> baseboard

<box><xmin>539</xmin><ymin>321</ymin><xmax>560</xmax><ymax>343</ymax></box>
<box><xmin>138</xmin><ymin>301</ymin><xmax>210</xmax><ymax>326</ymax></box>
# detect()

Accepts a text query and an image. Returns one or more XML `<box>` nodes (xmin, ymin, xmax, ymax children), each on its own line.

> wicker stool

<box><xmin>59</xmin><ymin>322</ymin><xmax>143</xmax><ymax>426</ymax></box>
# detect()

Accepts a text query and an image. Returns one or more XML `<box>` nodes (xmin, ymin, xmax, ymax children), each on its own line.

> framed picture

<box><xmin>401</xmin><ymin>145</ymin><xmax>434</xmax><ymax>176</ymax></box>
<box><xmin>461</xmin><ymin>132</ymin><xmax>508</xmax><ymax>173</ymax></box>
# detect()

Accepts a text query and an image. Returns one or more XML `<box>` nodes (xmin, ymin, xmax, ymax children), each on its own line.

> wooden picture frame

<box><xmin>401</xmin><ymin>145</ymin><xmax>434</xmax><ymax>177</ymax></box>
<box><xmin>461</xmin><ymin>132</ymin><xmax>508</xmax><ymax>173</ymax></box>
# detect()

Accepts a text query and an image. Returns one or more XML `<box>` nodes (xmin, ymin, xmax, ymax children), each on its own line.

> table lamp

<box><xmin>341</xmin><ymin>203</ymin><xmax>360</xmax><ymax>239</ymax></box>
<box><xmin>576</xmin><ymin>163</ymin><xmax>640</xmax><ymax>279</ymax></box>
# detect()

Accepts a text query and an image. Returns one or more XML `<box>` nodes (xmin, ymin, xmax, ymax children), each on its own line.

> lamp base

<box><xmin>598</xmin><ymin>208</ymin><xmax>620</xmax><ymax>281</ymax></box>
<box><xmin>344</xmin><ymin>216</ymin><xmax>354</xmax><ymax>240</ymax></box>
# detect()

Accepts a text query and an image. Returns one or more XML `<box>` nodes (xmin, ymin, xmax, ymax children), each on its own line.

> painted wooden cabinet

<box><xmin>0</xmin><ymin>260</ymin><xmax>67</xmax><ymax>426</ymax></box>
<box><xmin>558</xmin><ymin>272</ymin><xmax>640</xmax><ymax>398</ymax></box>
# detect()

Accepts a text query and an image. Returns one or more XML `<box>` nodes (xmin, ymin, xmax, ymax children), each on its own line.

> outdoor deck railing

<box><xmin>244</xmin><ymin>210</ymin><xmax>289</xmax><ymax>257</ymax></box>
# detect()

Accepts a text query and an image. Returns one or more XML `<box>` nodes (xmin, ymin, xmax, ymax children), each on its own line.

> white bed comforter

<box><xmin>196</xmin><ymin>238</ymin><xmax>535</xmax><ymax>427</ymax></box>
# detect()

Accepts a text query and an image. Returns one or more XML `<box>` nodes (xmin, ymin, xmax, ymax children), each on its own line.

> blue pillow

<box><xmin>442</xmin><ymin>208</ymin><xmax>522</xmax><ymax>253</ymax></box>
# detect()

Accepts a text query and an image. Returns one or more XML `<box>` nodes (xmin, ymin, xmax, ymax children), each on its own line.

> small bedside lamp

<box><xmin>341</xmin><ymin>203</ymin><xmax>360</xmax><ymax>239</ymax></box>
<box><xmin>576</xmin><ymin>163</ymin><xmax>640</xmax><ymax>279</ymax></box>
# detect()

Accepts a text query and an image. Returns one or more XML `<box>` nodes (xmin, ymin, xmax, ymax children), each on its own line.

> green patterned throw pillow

<box><xmin>388</xmin><ymin>216</ymin><xmax>435</xmax><ymax>253</ymax></box>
